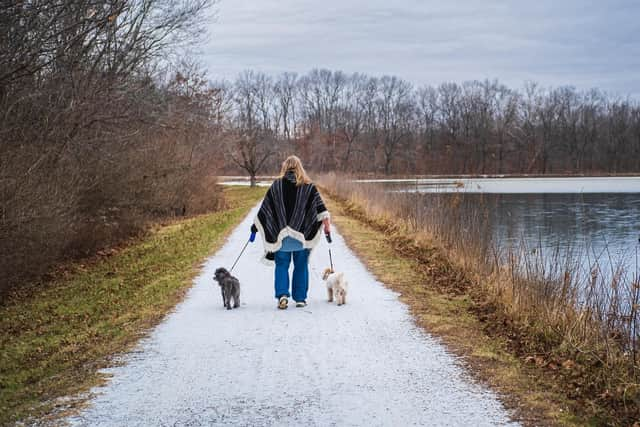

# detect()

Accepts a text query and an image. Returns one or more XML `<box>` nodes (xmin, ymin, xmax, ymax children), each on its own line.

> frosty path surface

<box><xmin>68</xmin><ymin>205</ymin><xmax>518</xmax><ymax>426</ymax></box>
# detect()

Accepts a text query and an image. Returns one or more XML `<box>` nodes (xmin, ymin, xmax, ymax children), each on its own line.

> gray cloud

<box><xmin>201</xmin><ymin>0</ymin><xmax>640</xmax><ymax>96</ymax></box>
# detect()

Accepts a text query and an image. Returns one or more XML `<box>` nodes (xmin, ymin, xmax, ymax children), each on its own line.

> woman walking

<box><xmin>251</xmin><ymin>155</ymin><xmax>330</xmax><ymax>309</ymax></box>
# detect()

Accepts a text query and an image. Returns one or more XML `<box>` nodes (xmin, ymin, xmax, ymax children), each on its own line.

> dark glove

<box><xmin>325</xmin><ymin>232</ymin><xmax>332</xmax><ymax>244</ymax></box>
<box><xmin>250</xmin><ymin>224</ymin><xmax>258</xmax><ymax>242</ymax></box>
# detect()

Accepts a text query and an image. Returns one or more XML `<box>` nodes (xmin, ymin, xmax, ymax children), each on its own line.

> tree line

<box><xmin>1</xmin><ymin>0</ymin><xmax>221</xmax><ymax>291</ymax></box>
<box><xmin>219</xmin><ymin>69</ymin><xmax>640</xmax><ymax>179</ymax></box>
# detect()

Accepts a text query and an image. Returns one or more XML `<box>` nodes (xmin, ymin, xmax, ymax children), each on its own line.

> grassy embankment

<box><xmin>0</xmin><ymin>186</ymin><xmax>265</xmax><ymax>425</ymax></box>
<box><xmin>320</xmin><ymin>181</ymin><xmax>639</xmax><ymax>426</ymax></box>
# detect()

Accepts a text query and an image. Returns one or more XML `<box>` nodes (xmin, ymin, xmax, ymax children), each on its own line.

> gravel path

<box><xmin>68</xmin><ymin>205</ymin><xmax>518</xmax><ymax>426</ymax></box>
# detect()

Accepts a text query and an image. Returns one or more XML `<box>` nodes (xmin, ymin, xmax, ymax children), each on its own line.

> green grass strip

<box><xmin>0</xmin><ymin>185</ymin><xmax>265</xmax><ymax>425</ymax></box>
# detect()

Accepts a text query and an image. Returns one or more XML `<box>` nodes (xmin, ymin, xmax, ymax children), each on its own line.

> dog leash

<box><xmin>328</xmin><ymin>248</ymin><xmax>334</xmax><ymax>271</ymax></box>
<box><xmin>326</xmin><ymin>232</ymin><xmax>334</xmax><ymax>271</ymax></box>
<box><xmin>229</xmin><ymin>239</ymin><xmax>250</xmax><ymax>273</ymax></box>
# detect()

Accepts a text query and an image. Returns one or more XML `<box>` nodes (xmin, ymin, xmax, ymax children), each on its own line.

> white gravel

<box><xmin>68</xmin><ymin>205</ymin><xmax>519</xmax><ymax>426</ymax></box>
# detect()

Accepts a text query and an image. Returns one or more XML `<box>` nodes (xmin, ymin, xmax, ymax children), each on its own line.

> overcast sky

<box><xmin>201</xmin><ymin>0</ymin><xmax>640</xmax><ymax>96</ymax></box>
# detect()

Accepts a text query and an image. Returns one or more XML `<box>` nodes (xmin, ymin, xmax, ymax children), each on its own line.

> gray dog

<box><xmin>213</xmin><ymin>267</ymin><xmax>240</xmax><ymax>310</ymax></box>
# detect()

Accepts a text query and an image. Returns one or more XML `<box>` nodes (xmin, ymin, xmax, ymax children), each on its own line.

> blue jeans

<box><xmin>274</xmin><ymin>249</ymin><xmax>310</xmax><ymax>302</ymax></box>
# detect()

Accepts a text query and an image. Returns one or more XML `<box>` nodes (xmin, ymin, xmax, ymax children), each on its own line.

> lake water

<box><xmin>470</xmin><ymin>192</ymin><xmax>638</xmax><ymax>270</ymax></box>
<box><xmin>362</xmin><ymin>177</ymin><xmax>640</xmax><ymax>285</ymax></box>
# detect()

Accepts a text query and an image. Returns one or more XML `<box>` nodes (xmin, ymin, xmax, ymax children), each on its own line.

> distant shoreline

<box><xmin>219</xmin><ymin>173</ymin><xmax>640</xmax><ymax>181</ymax></box>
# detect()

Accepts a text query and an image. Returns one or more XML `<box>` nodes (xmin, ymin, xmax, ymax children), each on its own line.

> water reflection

<box><xmin>490</xmin><ymin>193</ymin><xmax>639</xmax><ymax>258</ymax></box>
<box><xmin>419</xmin><ymin>191</ymin><xmax>640</xmax><ymax>284</ymax></box>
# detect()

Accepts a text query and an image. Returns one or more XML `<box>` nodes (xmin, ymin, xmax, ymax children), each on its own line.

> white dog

<box><xmin>322</xmin><ymin>268</ymin><xmax>348</xmax><ymax>306</ymax></box>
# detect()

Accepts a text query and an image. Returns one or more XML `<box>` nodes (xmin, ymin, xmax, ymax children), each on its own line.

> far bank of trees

<box><xmin>218</xmin><ymin>69</ymin><xmax>640</xmax><ymax>177</ymax></box>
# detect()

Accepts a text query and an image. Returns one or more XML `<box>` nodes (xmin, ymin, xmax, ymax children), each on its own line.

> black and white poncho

<box><xmin>254</xmin><ymin>172</ymin><xmax>330</xmax><ymax>261</ymax></box>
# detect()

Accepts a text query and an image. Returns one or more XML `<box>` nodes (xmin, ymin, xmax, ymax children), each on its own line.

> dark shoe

<box><xmin>278</xmin><ymin>296</ymin><xmax>288</xmax><ymax>310</ymax></box>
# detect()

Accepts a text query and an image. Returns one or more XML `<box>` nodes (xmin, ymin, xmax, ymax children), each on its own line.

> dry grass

<box><xmin>318</xmin><ymin>173</ymin><xmax>639</xmax><ymax>426</ymax></box>
<box><xmin>0</xmin><ymin>186</ymin><xmax>265</xmax><ymax>426</ymax></box>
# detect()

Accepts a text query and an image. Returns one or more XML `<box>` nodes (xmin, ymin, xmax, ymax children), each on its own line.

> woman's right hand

<box><xmin>322</xmin><ymin>218</ymin><xmax>330</xmax><ymax>235</ymax></box>
<box><xmin>322</xmin><ymin>218</ymin><xmax>331</xmax><ymax>243</ymax></box>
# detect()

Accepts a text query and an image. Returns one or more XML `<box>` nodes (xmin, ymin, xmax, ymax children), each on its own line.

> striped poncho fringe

<box><xmin>254</xmin><ymin>179</ymin><xmax>329</xmax><ymax>262</ymax></box>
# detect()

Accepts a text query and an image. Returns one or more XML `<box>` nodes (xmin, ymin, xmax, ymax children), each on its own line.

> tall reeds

<box><xmin>318</xmin><ymin>172</ymin><xmax>639</xmax><ymax>421</ymax></box>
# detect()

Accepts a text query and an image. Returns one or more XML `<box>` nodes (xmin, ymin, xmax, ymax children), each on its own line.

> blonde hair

<box><xmin>279</xmin><ymin>155</ymin><xmax>311</xmax><ymax>186</ymax></box>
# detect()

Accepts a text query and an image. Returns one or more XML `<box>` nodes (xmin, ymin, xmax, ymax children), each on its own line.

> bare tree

<box><xmin>492</xmin><ymin>84</ymin><xmax>519</xmax><ymax>173</ymax></box>
<box><xmin>274</xmin><ymin>72</ymin><xmax>298</xmax><ymax>140</ymax></box>
<box><xmin>376</xmin><ymin>76</ymin><xmax>414</xmax><ymax>174</ymax></box>
<box><xmin>336</xmin><ymin>73</ymin><xmax>368</xmax><ymax>169</ymax></box>
<box><xmin>226</xmin><ymin>71</ymin><xmax>278</xmax><ymax>185</ymax></box>
<box><xmin>226</xmin><ymin>129</ymin><xmax>276</xmax><ymax>186</ymax></box>
<box><xmin>416</xmin><ymin>85</ymin><xmax>439</xmax><ymax>170</ymax></box>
